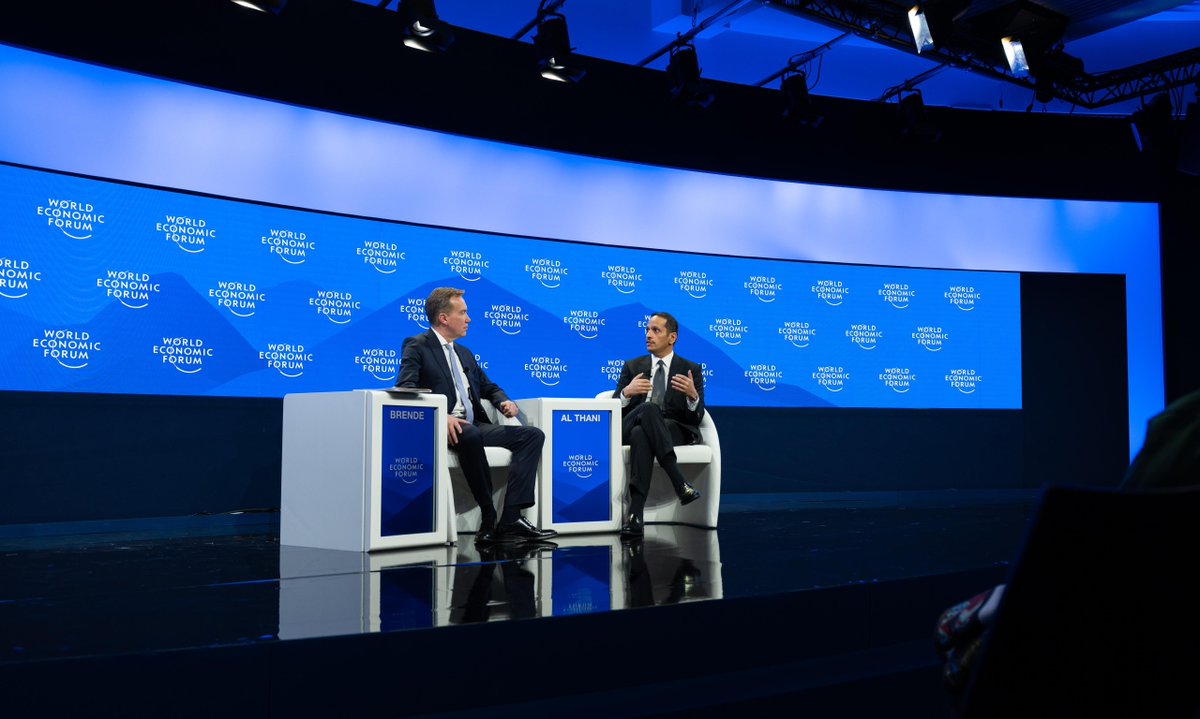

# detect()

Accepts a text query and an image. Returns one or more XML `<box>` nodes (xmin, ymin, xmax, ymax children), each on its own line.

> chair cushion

<box><xmin>618</xmin><ymin>444</ymin><xmax>712</xmax><ymax>464</ymax></box>
<box><xmin>446</xmin><ymin>447</ymin><xmax>513</xmax><ymax>468</ymax></box>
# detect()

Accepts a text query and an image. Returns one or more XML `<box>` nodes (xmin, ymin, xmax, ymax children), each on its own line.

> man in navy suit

<box><xmin>612</xmin><ymin>311</ymin><xmax>705</xmax><ymax>537</ymax></box>
<box><xmin>396</xmin><ymin>287</ymin><xmax>556</xmax><ymax>544</ymax></box>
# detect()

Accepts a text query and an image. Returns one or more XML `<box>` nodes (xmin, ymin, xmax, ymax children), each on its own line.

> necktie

<box><xmin>446</xmin><ymin>343</ymin><xmax>474</xmax><ymax>423</ymax></box>
<box><xmin>652</xmin><ymin>359</ymin><xmax>666</xmax><ymax>408</ymax></box>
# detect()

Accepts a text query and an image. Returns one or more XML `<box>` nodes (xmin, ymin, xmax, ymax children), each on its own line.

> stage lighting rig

<box><xmin>667</xmin><ymin>43</ymin><xmax>713</xmax><ymax>109</ymax></box>
<box><xmin>781</xmin><ymin>71</ymin><xmax>823</xmax><ymax>127</ymax></box>
<box><xmin>230</xmin><ymin>0</ymin><xmax>286</xmax><ymax>14</ymax></box>
<box><xmin>389</xmin><ymin>0</ymin><xmax>454</xmax><ymax>53</ymax></box>
<box><xmin>533</xmin><ymin>10</ymin><xmax>585</xmax><ymax>83</ymax></box>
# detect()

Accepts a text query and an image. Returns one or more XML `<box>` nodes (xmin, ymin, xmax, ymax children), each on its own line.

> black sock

<box><xmin>499</xmin><ymin>506</ymin><xmax>521</xmax><ymax>525</ymax></box>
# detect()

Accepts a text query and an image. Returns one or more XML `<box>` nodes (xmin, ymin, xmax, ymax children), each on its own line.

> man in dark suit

<box><xmin>611</xmin><ymin>311</ymin><xmax>704</xmax><ymax>537</ymax></box>
<box><xmin>396</xmin><ymin>287</ymin><xmax>556</xmax><ymax>544</ymax></box>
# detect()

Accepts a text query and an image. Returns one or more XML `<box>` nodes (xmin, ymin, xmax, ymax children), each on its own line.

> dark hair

<box><xmin>425</xmin><ymin>287</ymin><xmax>464</xmax><ymax>325</ymax></box>
<box><xmin>651</xmin><ymin>311</ymin><xmax>679</xmax><ymax>334</ymax></box>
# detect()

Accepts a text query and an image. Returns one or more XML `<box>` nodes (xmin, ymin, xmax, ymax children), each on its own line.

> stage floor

<box><xmin>0</xmin><ymin>493</ymin><xmax>1035</xmax><ymax>665</ymax></box>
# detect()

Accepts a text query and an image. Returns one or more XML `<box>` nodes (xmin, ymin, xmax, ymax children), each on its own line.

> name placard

<box><xmin>551</xmin><ymin>409</ymin><xmax>612</xmax><ymax>523</ymax></box>
<box><xmin>379</xmin><ymin>406</ymin><xmax>436</xmax><ymax>536</ymax></box>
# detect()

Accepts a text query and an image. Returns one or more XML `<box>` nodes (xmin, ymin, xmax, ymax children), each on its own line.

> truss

<box><xmin>769</xmin><ymin>0</ymin><xmax>1200</xmax><ymax>109</ymax></box>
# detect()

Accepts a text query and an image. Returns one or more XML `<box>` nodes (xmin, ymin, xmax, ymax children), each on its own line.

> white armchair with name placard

<box><xmin>445</xmin><ymin>399</ymin><xmax>525</xmax><ymax>543</ymax></box>
<box><xmin>596</xmin><ymin>391</ymin><xmax>721</xmax><ymax>528</ymax></box>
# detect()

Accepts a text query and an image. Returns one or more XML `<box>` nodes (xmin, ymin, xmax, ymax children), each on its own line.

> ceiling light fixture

<box><xmin>1001</xmin><ymin>36</ymin><xmax>1030</xmax><ymax>78</ymax></box>
<box><xmin>534</xmin><ymin>12</ymin><xmax>585</xmax><ymax>83</ymax></box>
<box><xmin>667</xmin><ymin>43</ymin><xmax>713</xmax><ymax>109</ymax></box>
<box><xmin>230</xmin><ymin>0</ymin><xmax>286</xmax><ymax>14</ymax></box>
<box><xmin>908</xmin><ymin>6</ymin><xmax>934</xmax><ymax>54</ymax></box>
<box><xmin>899</xmin><ymin>90</ymin><xmax>941</xmax><ymax>143</ymax></box>
<box><xmin>781</xmin><ymin>71</ymin><xmax>823</xmax><ymax>128</ymax></box>
<box><xmin>396</xmin><ymin>0</ymin><xmax>454</xmax><ymax>53</ymax></box>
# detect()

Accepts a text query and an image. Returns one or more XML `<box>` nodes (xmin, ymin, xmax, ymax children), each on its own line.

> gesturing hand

<box><xmin>623</xmin><ymin>372</ymin><xmax>652</xmax><ymax>398</ymax></box>
<box><xmin>670</xmin><ymin>370</ymin><xmax>698</xmax><ymax>402</ymax></box>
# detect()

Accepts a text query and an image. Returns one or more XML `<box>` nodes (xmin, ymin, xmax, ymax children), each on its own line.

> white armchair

<box><xmin>444</xmin><ymin>399</ymin><xmax>525</xmax><ymax>543</ymax></box>
<box><xmin>595</xmin><ymin>391</ymin><xmax>721</xmax><ymax>528</ymax></box>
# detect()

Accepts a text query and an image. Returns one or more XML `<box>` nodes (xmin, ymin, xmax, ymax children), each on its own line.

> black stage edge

<box><xmin>3</xmin><ymin>565</ymin><xmax>1005</xmax><ymax>718</ymax></box>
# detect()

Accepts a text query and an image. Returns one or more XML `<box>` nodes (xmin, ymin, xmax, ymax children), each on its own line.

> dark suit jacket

<box><xmin>613</xmin><ymin>354</ymin><xmax>705</xmax><ymax>442</ymax></box>
<box><xmin>396</xmin><ymin>329</ymin><xmax>509</xmax><ymax>424</ymax></box>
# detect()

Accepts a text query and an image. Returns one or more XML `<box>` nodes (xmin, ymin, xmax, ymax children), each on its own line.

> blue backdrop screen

<box><xmin>0</xmin><ymin>162</ymin><xmax>1021</xmax><ymax>408</ymax></box>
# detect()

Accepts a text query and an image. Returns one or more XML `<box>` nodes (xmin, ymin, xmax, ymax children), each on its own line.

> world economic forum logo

<box><xmin>945</xmin><ymin>285</ymin><xmax>980</xmax><ymax>311</ymax></box>
<box><xmin>600</xmin><ymin>358</ymin><xmax>624</xmax><ymax>385</ymax></box>
<box><xmin>358</xmin><ymin>240</ymin><xmax>405</xmax><ymax>275</ymax></box>
<box><xmin>403</xmin><ymin>297</ymin><xmax>430</xmax><ymax>329</ymax></box>
<box><xmin>912</xmin><ymin>326</ymin><xmax>949</xmax><ymax>352</ymax></box>
<box><xmin>209</xmin><ymin>281</ymin><xmax>266</xmax><ymax>318</ymax></box>
<box><xmin>97</xmin><ymin>270</ymin><xmax>161</xmax><ymax>310</ymax></box>
<box><xmin>444</xmin><ymin>250</ymin><xmax>488</xmax><ymax>282</ymax></box>
<box><xmin>158</xmin><ymin>215</ymin><xmax>214</xmax><ymax>254</ymax></box>
<box><xmin>846</xmin><ymin>323</ymin><xmax>882</xmax><ymax>350</ymax></box>
<box><xmin>526</xmin><ymin>257</ymin><xmax>568</xmax><ymax>288</ymax></box>
<box><xmin>812</xmin><ymin>365</ymin><xmax>849</xmax><ymax>393</ymax></box>
<box><xmin>387</xmin><ymin>456</ymin><xmax>425</xmax><ymax>485</ymax></box>
<box><xmin>526</xmin><ymin>356</ymin><xmax>567</xmax><ymax>386</ymax></box>
<box><xmin>745</xmin><ymin>363</ymin><xmax>782</xmax><ymax>391</ymax></box>
<box><xmin>0</xmin><ymin>257</ymin><xmax>42</xmax><ymax>300</ymax></box>
<box><xmin>260</xmin><ymin>342</ymin><xmax>313</xmax><ymax>378</ymax></box>
<box><xmin>945</xmin><ymin>368</ymin><xmax>982</xmax><ymax>394</ymax></box>
<box><xmin>563</xmin><ymin>453</ymin><xmax>600</xmax><ymax>480</ymax></box>
<box><xmin>601</xmin><ymin>265</ymin><xmax>641</xmax><ymax>294</ymax></box>
<box><xmin>356</xmin><ymin>348</ymin><xmax>399</xmax><ymax>382</ymax></box>
<box><xmin>36</xmin><ymin>197</ymin><xmax>105</xmax><ymax>240</ymax></box>
<box><xmin>709</xmin><ymin>318</ymin><xmax>746</xmax><ymax>346</ymax></box>
<box><xmin>879</xmin><ymin>367</ymin><xmax>916</xmax><ymax>393</ymax></box>
<box><xmin>879</xmin><ymin>283</ymin><xmax>915</xmax><ymax>309</ymax></box>
<box><xmin>309</xmin><ymin>290</ymin><xmax>361</xmax><ymax>325</ymax></box>
<box><xmin>487</xmin><ymin>304</ymin><xmax>529</xmax><ymax>335</ymax></box>
<box><xmin>262</xmin><ymin>228</ymin><xmax>314</xmax><ymax>265</ymax></box>
<box><xmin>153</xmin><ymin>337</ymin><xmax>213</xmax><ymax>375</ymax></box>
<box><xmin>675</xmin><ymin>270</ymin><xmax>712</xmax><ymax>299</ymax></box>
<box><xmin>34</xmin><ymin>329</ymin><xmax>101</xmax><ymax>370</ymax></box>
<box><xmin>745</xmin><ymin>275</ymin><xmax>782</xmax><ymax>303</ymax></box>
<box><xmin>778</xmin><ymin>321</ymin><xmax>815</xmax><ymax>348</ymax></box>
<box><xmin>563</xmin><ymin>310</ymin><xmax>605</xmax><ymax>339</ymax></box>
<box><xmin>812</xmin><ymin>280</ymin><xmax>849</xmax><ymax>306</ymax></box>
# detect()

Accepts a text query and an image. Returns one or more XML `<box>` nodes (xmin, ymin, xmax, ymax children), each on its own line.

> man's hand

<box><xmin>670</xmin><ymin>370</ymin><xmax>699</xmax><ymax>402</ymax></box>
<box><xmin>447</xmin><ymin>415</ymin><xmax>468</xmax><ymax>446</ymax></box>
<box><xmin>498</xmin><ymin>400</ymin><xmax>519</xmax><ymax>419</ymax></box>
<box><xmin>622</xmin><ymin>372</ymin><xmax>651</xmax><ymax>398</ymax></box>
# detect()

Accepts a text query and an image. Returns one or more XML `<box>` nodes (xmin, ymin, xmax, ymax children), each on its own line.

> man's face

<box><xmin>439</xmin><ymin>296</ymin><xmax>470</xmax><ymax>340</ymax></box>
<box><xmin>645</xmin><ymin>315</ymin><xmax>676</xmax><ymax>357</ymax></box>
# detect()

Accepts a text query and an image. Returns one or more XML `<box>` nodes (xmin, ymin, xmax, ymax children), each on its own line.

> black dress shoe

<box><xmin>494</xmin><ymin>517</ymin><xmax>558</xmax><ymax>541</ymax></box>
<box><xmin>677</xmin><ymin>482</ymin><xmax>702</xmax><ymax>506</ymax></box>
<box><xmin>619</xmin><ymin>513</ymin><xmax>644</xmax><ymax>537</ymax></box>
<box><xmin>475</xmin><ymin>514</ymin><xmax>519</xmax><ymax>545</ymax></box>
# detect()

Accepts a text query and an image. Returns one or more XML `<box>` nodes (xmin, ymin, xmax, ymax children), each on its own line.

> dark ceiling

<box><xmin>354</xmin><ymin>0</ymin><xmax>1200</xmax><ymax>116</ymax></box>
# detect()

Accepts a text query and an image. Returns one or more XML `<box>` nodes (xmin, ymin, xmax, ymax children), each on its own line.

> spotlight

<box><xmin>534</xmin><ymin>12</ymin><xmax>585</xmax><ymax>83</ymax></box>
<box><xmin>667</xmin><ymin>44</ymin><xmax>714</xmax><ymax>109</ymax></box>
<box><xmin>1179</xmin><ymin>85</ymin><xmax>1200</xmax><ymax>176</ymax></box>
<box><xmin>1130</xmin><ymin>92</ymin><xmax>1174</xmax><ymax>155</ymax></box>
<box><xmin>231</xmin><ymin>0</ymin><xmax>286</xmax><ymax>13</ymax></box>
<box><xmin>899</xmin><ymin>91</ymin><xmax>941</xmax><ymax>143</ymax></box>
<box><xmin>397</xmin><ymin>0</ymin><xmax>453</xmax><ymax>53</ymax></box>
<box><xmin>908</xmin><ymin>6</ymin><xmax>934</xmax><ymax>54</ymax></box>
<box><xmin>781</xmin><ymin>72</ymin><xmax>823</xmax><ymax>128</ymax></box>
<box><xmin>1001</xmin><ymin>36</ymin><xmax>1030</xmax><ymax>77</ymax></box>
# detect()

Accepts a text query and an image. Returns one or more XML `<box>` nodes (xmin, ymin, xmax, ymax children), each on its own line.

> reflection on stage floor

<box><xmin>1</xmin><ymin>498</ymin><xmax>1035</xmax><ymax>665</ymax></box>
<box><xmin>280</xmin><ymin>525</ymin><xmax>722</xmax><ymax>640</ymax></box>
